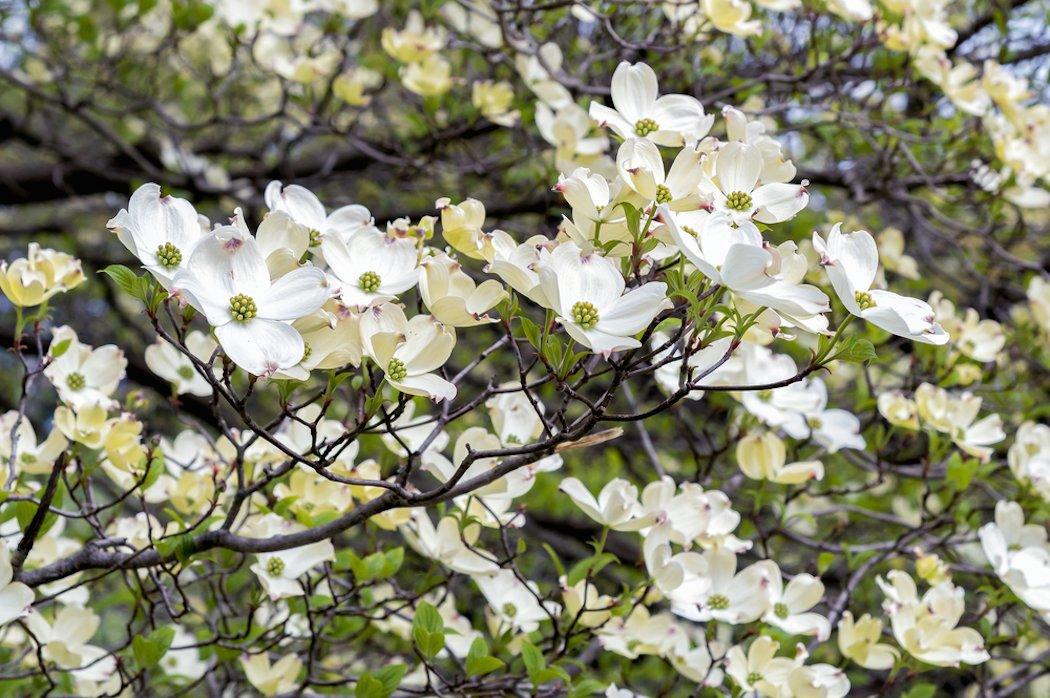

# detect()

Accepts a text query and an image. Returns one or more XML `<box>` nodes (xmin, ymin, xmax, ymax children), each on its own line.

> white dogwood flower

<box><xmin>419</xmin><ymin>252</ymin><xmax>506</xmax><ymax>326</ymax></box>
<box><xmin>702</xmin><ymin>141</ymin><xmax>810</xmax><ymax>224</ymax></box>
<box><xmin>401</xmin><ymin>511</ymin><xmax>500</xmax><ymax>576</ymax></box>
<box><xmin>665</xmin><ymin>209</ymin><xmax>830</xmax><ymax>322</ymax></box>
<box><xmin>107</xmin><ymin>183</ymin><xmax>206</xmax><ymax>288</ymax></box>
<box><xmin>475</xmin><ymin>568</ymin><xmax>559</xmax><ymax>633</ymax></box>
<box><xmin>0</xmin><ymin>411</ymin><xmax>68</xmax><ymax>476</ymax></box>
<box><xmin>669</xmin><ymin>548</ymin><xmax>777</xmax><ymax>625</ymax></box>
<box><xmin>877</xmin><ymin>570</ymin><xmax>989</xmax><ymax>667</ymax></box>
<box><xmin>537</xmin><ymin>241</ymin><xmax>671</xmax><ymax>355</ymax></box>
<box><xmin>143</xmin><ymin>330</ymin><xmax>217</xmax><ymax>397</ymax></box>
<box><xmin>589</xmin><ymin>61</ymin><xmax>713</xmax><ymax>146</ymax></box>
<box><xmin>837</xmin><ymin>611</ymin><xmax>899</xmax><ymax>670</ymax></box>
<box><xmin>265</xmin><ymin>181</ymin><xmax>373</xmax><ymax>246</ymax></box>
<box><xmin>615</xmin><ymin>138</ymin><xmax>704</xmax><ymax>208</ymax></box>
<box><xmin>360</xmin><ymin>303</ymin><xmax>457</xmax><ymax>401</ymax></box>
<box><xmin>736</xmin><ymin>431</ymin><xmax>824</xmax><ymax>485</ymax></box>
<box><xmin>762</xmin><ymin>573</ymin><xmax>831</xmax><ymax>640</ymax></box>
<box><xmin>813</xmin><ymin>224</ymin><xmax>949</xmax><ymax>344</ymax></box>
<box><xmin>171</xmin><ymin>226</ymin><xmax>331</xmax><ymax>376</ymax></box>
<box><xmin>240</xmin><ymin>653</ymin><xmax>302</xmax><ymax>697</ymax></box>
<box><xmin>44</xmin><ymin>326</ymin><xmax>126</xmax><ymax>410</ymax></box>
<box><xmin>979</xmin><ymin>501</ymin><xmax>1050</xmax><ymax>620</ymax></box>
<box><xmin>251</xmin><ymin>539</ymin><xmax>335</xmax><ymax>600</ymax></box>
<box><xmin>559</xmin><ymin>477</ymin><xmax>655</xmax><ymax>531</ymax></box>
<box><xmin>322</xmin><ymin>226</ymin><xmax>420</xmax><ymax>309</ymax></box>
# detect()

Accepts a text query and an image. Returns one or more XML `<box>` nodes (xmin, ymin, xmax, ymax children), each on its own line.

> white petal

<box><xmin>256</xmin><ymin>267</ymin><xmax>331</xmax><ymax>321</ymax></box>
<box><xmin>392</xmin><ymin>373</ymin><xmax>457</xmax><ymax>402</ymax></box>
<box><xmin>716</xmin><ymin>142</ymin><xmax>762</xmax><ymax>195</ymax></box>
<box><xmin>610</xmin><ymin>61</ymin><xmax>657</xmax><ymax>123</ymax></box>
<box><xmin>215</xmin><ymin>320</ymin><xmax>304</xmax><ymax>376</ymax></box>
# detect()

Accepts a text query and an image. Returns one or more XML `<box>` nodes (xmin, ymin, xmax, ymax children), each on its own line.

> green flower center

<box><xmin>707</xmin><ymin>593</ymin><xmax>729</xmax><ymax>610</ymax></box>
<box><xmin>66</xmin><ymin>372</ymin><xmax>86</xmax><ymax>390</ymax></box>
<box><xmin>807</xmin><ymin>416</ymin><xmax>823</xmax><ymax>429</ymax></box>
<box><xmin>683</xmin><ymin>226</ymin><xmax>701</xmax><ymax>236</ymax></box>
<box><xmin>309</xmin><ymin>229</ymin><xmax>322</xmax><ymax>247</ymax></box>
<box><xmin>359</xmin><ymin>271</ymin><xmax>382</xmax><ymax>294</ymax></box>
<box><xmin>20</xmin><ymin>453</ymin><xmax>37</xmax><ymax>465</ymax></box>
<box><xmin>655</xmin><ymin>184</ymin><xmax>673</xmax><ymax>204</ymax></box>
<box><xmin>155</xmin><ymin>242</ymin><xmax>182</xmax><ymax>269</ymax></box>
<box><xmin>634</xmin><ymin>118</ymin><xmax>659</xmax><ymax>137</ymax></box>
<box><xmin>502</xmin><ymin>602</ymin><xmax>518</xmax><ymax>617</ymax></box>
<box><xmin>387</xmin><ymin>357</ymin><xmax>408</xmax><ymax>381</ymax></box>
<box><xmin>571</xmin><ymin>301</ymin><xmax>600</xmax><ymax>330</ymax></box>
<box><xmin>229</xmin><ymin>294</ymin><xmax>257</xmax><ymax>322</ymax></box>
<box><xmin>757</xmin><ymin>389</ymin><xmax>773</xmax><ymax>401</ymax></box>
<box><xmin>302</xmin><ymin>343</ymin><xmax>312</xmax><ymax>362</ymax></box>
<box><xmin>265</xmin><ymin>557</ymin><xmax>285</xmax><ymax>576</ymax></box>
<box><xmin>725</xmin><ymin>191</ymin><xmax>753</xmax><ymax>212</ymax></box>
<box><xmin>505</xmin><ymin>434</ymin><xmax>521</xmax><ymax>445</ymax></box>
<box><xmin>855</xmin><ymin>290</ymin><xmax>876</xmax><ymax>310</ymax></box>
<box><xmin>177</xmin><ymin>366</ymin><xmax>195</xmax><ymax>380</ymax></box>
<box><xmin>747</xmin><ymin>671</ymin><xmax>763</xmax><ymax>685</ymax></box>
<box><xmin>774</xmin><ymin>602</ymin><xmax>789</xmax><ymax>619</ymax></box>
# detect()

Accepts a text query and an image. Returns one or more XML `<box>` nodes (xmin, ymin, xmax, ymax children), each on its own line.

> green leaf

<box><xmin>49</xmin><ymin>337</ymin><xmax>72</xmax><ymax>359</ymax></box>
<box><xmin>466</xmin><ymin>637</ymin><xmax>504</xmax><ymax>676</ymax></box>
<box><xmin>817</xmin><ymin>552</ymin><xmax>836</xmax><ymax>575</ymax></box>
<box><xmin>569</xmin><ymin>679</ymin><xmax>608</xmax><ymax>697</ymax></box>
<box><xmin>946</xmin><ymin>453</ymin><xmax>980</xmax><ymax>491</ymax></box>
<box><xmin>520</xmin><ymin>640</ymin><xmax>545</xmax><ymax>681</ymax></box>
<box><xmin>132</xmin><ymin>626</ymin><xmax>175</xmax><ymax>669</ymax></box>
<box><xmin>355</xmin><ymin>664</ymin><xmax>408</xmax><ymax>697</ymax></box>
<box><xmin>566</xmin><ymin>552</ymin><xmax>618</xmax><ymax>587</ymax></box>
<box><xmin>836</xmin><ymin>337</ymin><xmax>878</xmax><ymax>363</ymax></box>
<box><xmin>519</xmin><ymin>315</ymin><xmax>542</xmax><ymax>350</ymax></box>
<box><xmin>100</xmin><ymin>264</ymin><xmax>145</xmax><ymax>300</ymax></box>
<box><xmin>411</xmin><ymin>601</ymin><xmax>445</xmax><ymax>659</ymax></box>
<box><xmin>903</xmin><ymin>683</ymin><xmax>937</xmax><ymax>698</ymax></box>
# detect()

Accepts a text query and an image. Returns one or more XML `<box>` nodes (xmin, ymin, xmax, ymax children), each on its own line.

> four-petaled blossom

<box><xmin>589</xmin><ymin>61</ymin><xmax>713</xmax><ymax>146</ymax></box>
<box><xmin>250</xmin><ymin>539</ymin><xmax>335</xmax><ymax>600</ymax></box>
<box><xmin>107</xmin><ymin>183</ymin><xmax>206</xmax><ymax>289</ymax></box>
<box><xmin>265</xmin><ymin>180</ymin><xmax>373</xmax><ymax>246</ymax></box>
<box><xmin>44</xmin><ymin>326</ymin><xmax>126</xmax><ymax>411</ymax></box>
<box><xmin>702</xmin><ymin>141</ymin><xmax>810</xmax><ymax>224</ymax></box>
<box><xmin>361</xmin><ymin>302</ymin><xmax>457</xmax><ymax>401</ymax></box>
<box><xmin>0</xmin><ymin>243</ymin><xmax>85</xmax><ymax>307</ymax></box>
<box><xmin>877</xmin><ymin>570</ymin><xmax>989</xmax><ymax>667</ymax></box>
<box><xmin>559</xmin><ymin>477</ymin><xmax>655</xmax><ymax>531</ymax></box>
<box><xmin>837</xmin><ymin>611</ymin><xmax>899</xmax><ymax>670</ymax></box>
<box><xmin>171</xmin><ymin>226</ymin><xmax>331</xmax><ymax>376</ymax></box>
<box><xmin>813</xmin><ymin>224</ymin><xmax>949</xmax><ymax>344</ymax></box>
<box><xmin>537</xmin><ymin>241</ymin><xmax>672</xmax><ymax>355</ymax></box>
<box><xmin>322</xmin><ymin>225</ymin><xmax>420</xmax><ymax>309</ymax></box>
<box><xmin>419</xmin><ymin>252</ymin><xmax>507</xmax><ymax>326</ymax></box>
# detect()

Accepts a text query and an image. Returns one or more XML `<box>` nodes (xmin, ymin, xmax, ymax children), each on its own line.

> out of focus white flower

<box><xmin>736</xmin><ymin>431</ymin><xmax>824</xmax><ymax>485</ymax></box>
<box><xmin>44</xmin><ymin>326</ymin><xmax>126</xmax><ymax>410</ymax></box>
<box><xmin>144</xmin><ymin>330</ymin><xmax>217</xmax><ymax>397</ymax></box>
<box><xmin>877</xmin><ymin>570</ymin><xmax>989</xmax><ymax>667</ymax></box>
<box><xmin>837</xmin><ymin>611</ymin><xmax>899</xmax><ymax>670</ymax></box>
<box><xmin>240</xmin><ymin>652</ymin><xmax>302</xmax><ymax>697</ymax></box>
<box><xmin>0</xmin><ymin>243</ymin><xmax>85</xmax><ymax>307</ymax></box>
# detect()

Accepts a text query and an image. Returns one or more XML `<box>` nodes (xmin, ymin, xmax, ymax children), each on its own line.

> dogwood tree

<box><xmin>0</xmin><ymin>1</ymin><xmax>1048</xmax><ymax>696</ymax></box>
